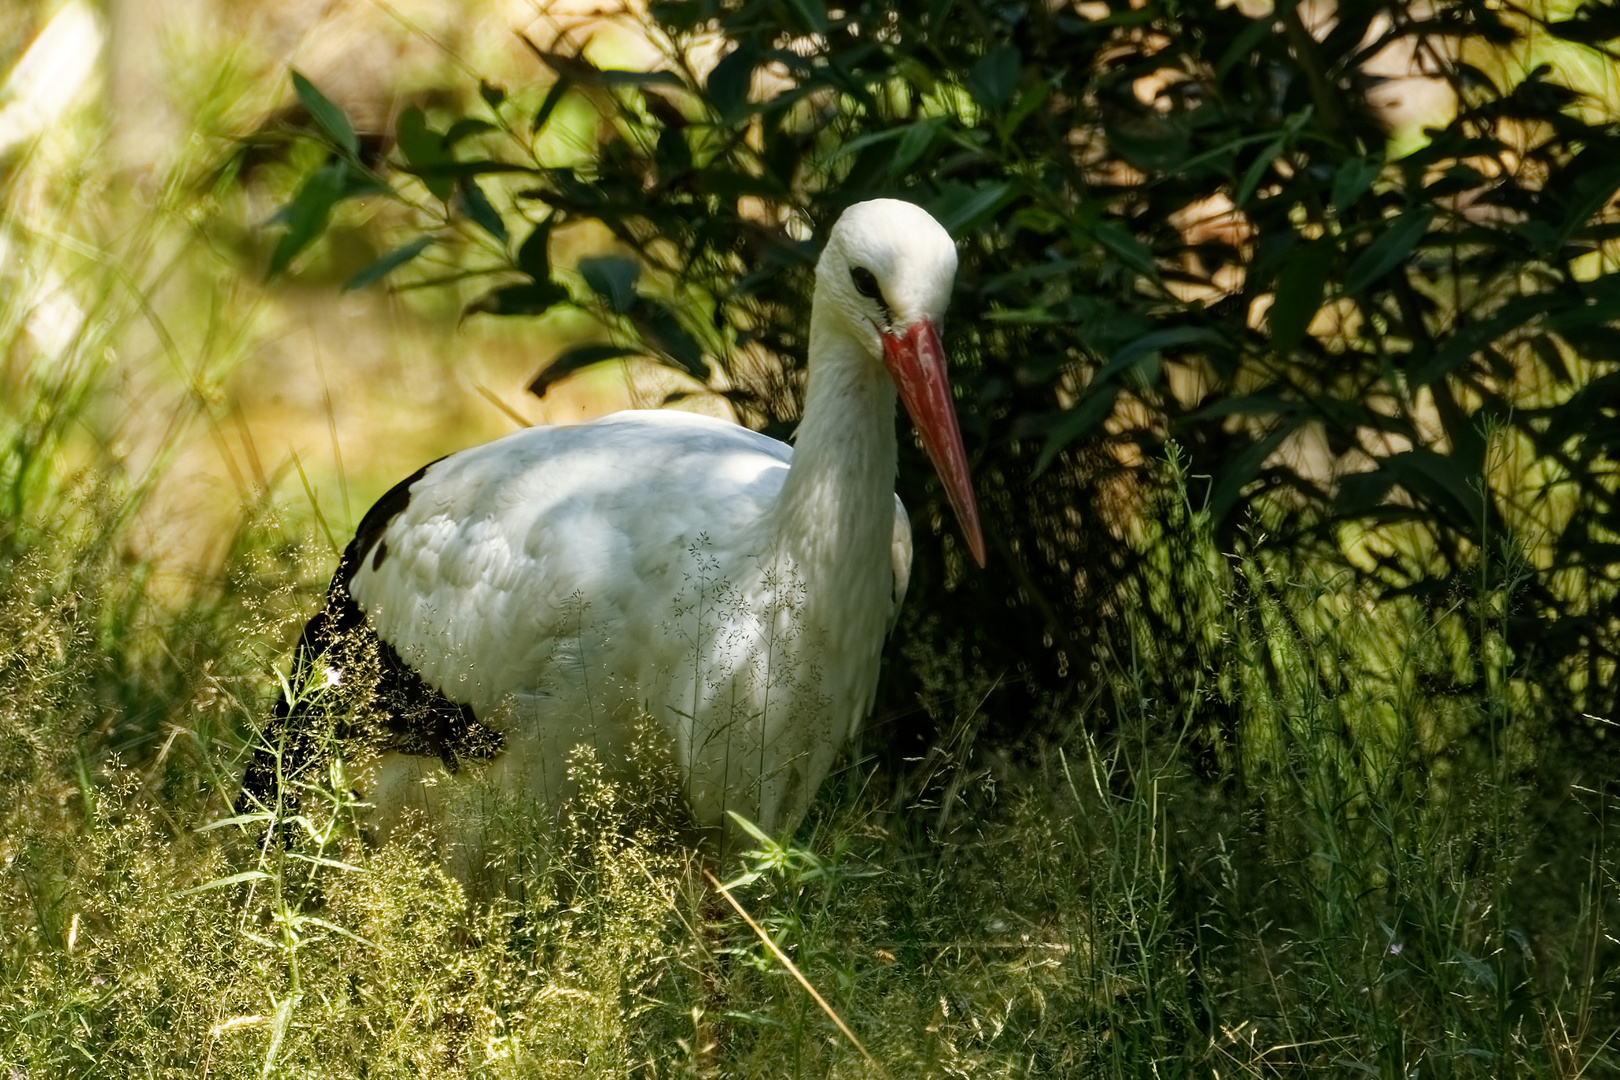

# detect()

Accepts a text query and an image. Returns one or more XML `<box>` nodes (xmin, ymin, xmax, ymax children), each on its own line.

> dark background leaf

<box><xmin>291</xmin><ymin>70</ymin><xmax>359</xmax><ymax>157</ymax></box>
<box><xmin>579</xmin><ymin>255</ymin><xmax>640</xmax><ymax>313</ymax></box>
<box><xmin>343</xmin><ymin>237</ymin><xmax>433</xmax><ymax>292</ymax></box>
<box><xmin>268</xmin><ymin>160</ymin><xmax>347</xmax><ymax>276</ymax></box>
<box><xmin>528</xmin><ymin>343</ymin><xmax>637</xmax><ymax>398</ymax></box>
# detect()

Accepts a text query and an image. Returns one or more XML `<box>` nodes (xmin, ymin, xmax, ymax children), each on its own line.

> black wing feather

<box><xmin>237</xmin><ymin>460</ymin><xmax>505</xmax><ymax>816</ymax></box>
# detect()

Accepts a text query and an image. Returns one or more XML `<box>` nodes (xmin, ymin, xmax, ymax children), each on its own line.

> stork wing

<box><xmin>889</xmin><ymin>495</ymin><xmax>912</xmax><ymax>634</ymax></box>
<box><xmin>345</xmin><ymin>410</ymin><xmax>792</xmax><ymax>716</ymax></box>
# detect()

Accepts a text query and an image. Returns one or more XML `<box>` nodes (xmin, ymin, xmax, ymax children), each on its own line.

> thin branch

<box><xmin>704</xmin><ymin>870</ymin><xmax>878</xmax><ymax>1068</ymax></box>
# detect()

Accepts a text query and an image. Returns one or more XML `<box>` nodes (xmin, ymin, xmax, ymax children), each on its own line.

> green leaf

<box><xmin>1331</xmin><ymin>155</ymin><xmax>1382</xmax><ymax>211</ymax></box>
<box><xmin>396</xmin><ymin>107</ymin><xmax>452</xmax><ymax>200</ymax></box>
<box><xmin>631</xmin><ymin>297</ymin><xmax>708</xmax><ymax>380</ymax></box>
<box><xmin>1364</xmin><ymin>449</ymin><xmax>1486</xmax><ymax>532</ymax></box>
<box><xmin>517</xmin><ymin>220</ymin><xmax>553</xmax><ymax>280</ymax></box>
<box><xmin>930</xmin><ymin>182</ymin><xmax>1015</xmax><ymax>234</ymax></box>
<box><xmin>525</xmin><ymin>42</ymin><xmax>686</xmax><ymax>89</ymax></box>
<box><xmin>344</xmin><ymin>236</ymin><xmax>433</xmax><ymax>291</ymax></box>
<box><xmin>656</xmin><ymin>125</ymin><xmax>692</xmax><ymax>179</ymax></box>
<box><xmin>455</xmin><ymin>181</ymin><xmax>509</xmax><ymax>244</ymax></box>
<box><xmin>468</xmin><ymin>280</ymin><xmax>569</xmax><ymax>317</ymax></box>
<box><xmin>1190</xmin><ymin>389</ymin><xmax>1291</xmax><ymax>422</ymax></box>
<box><xmin>726</xmin><ymin>810</ymin><xmax>774</xmax><ymax>845</ymax></box>
<box><xmin>402</xmin><ymin>159</ymin><xmax>539</xmax><ymax>179</ymax></box>
<box><xmin>262</xmin><ymin>993</ymin><xmax>298</xmax><ymax>1079</ymax></box>
<box><xmin>835</xmin><ymin>126</ymin><xmax>908</xmax><ymax>158</ymax></box>
<box><xmin>1104</xmin><ymin>115</ymin><xmax>1189</xmax><ymax>173</ymax></box>
<box><xmin>527</xmin><ymin>343</ymin><xmax>637</xmax><ymax>398</ymax></box>
<box><xmin>893</xmin><ymin>51</ymin><xmax>938</xmax><ymax>94</ymax></box>
<box><xmin>1336</xmin><ymin>467</ymin><xmax>1398</xmax><ymax>519</ymax></box>
<box><xmin>337</xmin><ymin>168</ymin><xmax>390</xmax><ymax>200</ymax></box>
<box><xmin>1553</xmin><ymin>158</ymin><xmax>1620</xmax><ymax>250</ymax></box>
<box><xmin>1097</xmin><ymin>327</ymin><xmax>1225</xmax><ymax>385</ymax></box>
<box><xmin>284</xmin><ymin>852</ymin><xmax>369</xmax><ymax>873</ymax></box>
<box><xmin>1454</xmin><ymin>947</ymin><xmax>1499</xmax><ymax>990</ymax></box>
<box><xmin>178</xmin><ymin>869</ymin><xmax>271</xmax><ymax>896</ymax></box>
<box><xmin>444</xmin><ymin>118</ymin><xmax>496</xmax><ymax>146</ymax></box>
<box><xmin>1235</xmin><ymin>137</ymin><xmax>1285</xmax><ymax>207</ymax></box>
<box><xmin>1208</xmin><ymin>424</ymin><xmax>1295</xmax><ymax>524</ymax></box>
<box><xmin>534</xmin><ymin>77</ymin><xmax>572</xmax><ymax>133</ymax></box>
<box><xmin>890</xmin><ymin>118</ymin><xmax>942</xmax><ymax>176</ymax></box>
<box><xmin>268</xmin><ymin>160</ymin><xmax>347</xmax><ymax>276</ymax></box>
<box><xmin>785</xmin><ymin>0</ymin><xmax>828</xmax><ymax>31</ymax></box>
<box><xmin>1409</xmin><ymin>294</ymin><xmax>1571</xmax><ymax>385</ymax></box>
<box><xmin>599</xmin><ymin>68</ymin><xmax>686</xmax><ymax>88</ymax></box>
<box><xmin>295</xmin><ymin>916</ymin><xmax>376</xmax><ymax>948</ymax></box>
<box><xmin>292</xmin><ymin>71</ymin><xmax>359</xmax><ymax>156</ymax></box>
<box><xmin>480</xmin><ymin>80</ymin><xmax>507</xmax><ymax>110</ymax></box>
<box><xmin>1514</xmin><ymin>218</ymin><xmax>1560</xmax><ymax>250</ymax></box>
<box><xmin>1008</xmin><ymin>207</ymin><xmax>1070</xmax><ymax>237</ymax></box>
<box><xmin>192</xmin><ymin>812</ymin><xmax>273</xmax><ymax>833</ymax></box>
<box><xmin>707</xmin><ymin>42</ymin><xmax>760</xmax><ymax>120</ymax></box>
<box><xmin>1269</xmin><ymin>238</ymin><xmax>1336</xmax><ymax>355</ymax></box>
<box><xmin>967</xmin><ymin>45</ymin><xmax>1021</xmax><ymax>111</ymax></box>
<box><xmin>580</xmin><ymin>255</ymin><xmax>641</xmax><ymax>313</ymax></box>
<box><xmin>1216</xmin><ymin>11</ymin><xmax>1280</xmax><ymax>77</ymax></box>
<box><xmin>524</xmin><ymin>45</ymin><xmax>603</xmax><ymax>84</ymax></box>
<box><xmin>1094</xmin><ymin>222</ymin><xmax>1158</xmax><ymax>278</ymax></box>
<box><xmin>1035</xmin><ymin>384</ymin><xmax>1121</xmax><ymax>474</ymax></box>
<box><xmin>1344</xmin><ymin>206</ymin><xmax>1434</xmax><ymax>294</ymax></box>
<box><xmin>1001</xmin><ymin>75</ymin><xmax>1061</xmax><ymax>138</ymax></box>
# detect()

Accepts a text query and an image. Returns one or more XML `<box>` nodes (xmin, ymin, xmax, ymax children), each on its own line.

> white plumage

<box><xmin>255</xmin><ymin>199</ymin><xmax>983</xmax><ymax>847</ymax></box>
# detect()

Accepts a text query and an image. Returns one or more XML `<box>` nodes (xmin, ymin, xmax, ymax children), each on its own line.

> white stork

<box><xmin>241</xmin><ymin>199</ymin><xmax>982</xmax><ymax>849</ymax></box>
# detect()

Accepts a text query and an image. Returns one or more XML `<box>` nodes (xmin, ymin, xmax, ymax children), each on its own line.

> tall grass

<box><xmin>5</xmin><ymin>350</ymin><xmax>1615</xmax><ymax>1077</ymax></box>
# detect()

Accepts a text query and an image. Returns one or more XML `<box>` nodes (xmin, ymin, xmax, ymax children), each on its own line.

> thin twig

<box><xmin>704</xmin><ymin>870</ymin><xmax>877</xmax><ymax>1069</ymax></box>
<box><xmin>473</xmin><ymin>382</ymin><xmax>534</xmax><ymax>428</ymax></box>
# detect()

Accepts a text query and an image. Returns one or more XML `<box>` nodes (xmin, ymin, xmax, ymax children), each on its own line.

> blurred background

<box><xmin>4</xmin><ymin>0</ymin><xmax>729</xmax><ymax>589</ymax></box>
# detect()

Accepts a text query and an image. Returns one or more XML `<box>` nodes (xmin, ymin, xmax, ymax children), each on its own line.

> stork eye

<box><xmin>850</xmin><ymin>266</ymin><xmax>883</xmax><ymax>302</ymax></box>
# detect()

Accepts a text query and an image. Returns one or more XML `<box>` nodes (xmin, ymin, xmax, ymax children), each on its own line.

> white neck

<box><xmin>773</xmin><ymin>305</ymin><xmax>898</xmax><ymax>612</ymax></box>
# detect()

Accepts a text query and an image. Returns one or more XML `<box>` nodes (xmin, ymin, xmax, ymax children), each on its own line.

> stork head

<box><xmin>816</xmin><ymin>199</ymin><xmax>984</xmax><ymax>567</ymax></box>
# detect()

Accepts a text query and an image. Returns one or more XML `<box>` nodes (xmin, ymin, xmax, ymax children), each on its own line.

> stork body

<box><xmin>348</xmin><ymin>407</ymin><xmax>909</xmax><ymax>836</ymax></box>
<box><xmin>242</xmin><ymin>199</ymin><xmax>981</xmax><ymax>846</ymax></box>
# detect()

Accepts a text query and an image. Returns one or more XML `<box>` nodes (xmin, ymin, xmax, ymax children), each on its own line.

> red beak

<box><xmin>881</xmin><ymin>319</ymin><xmax>986</xmax><ymax>568</ymax></box>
